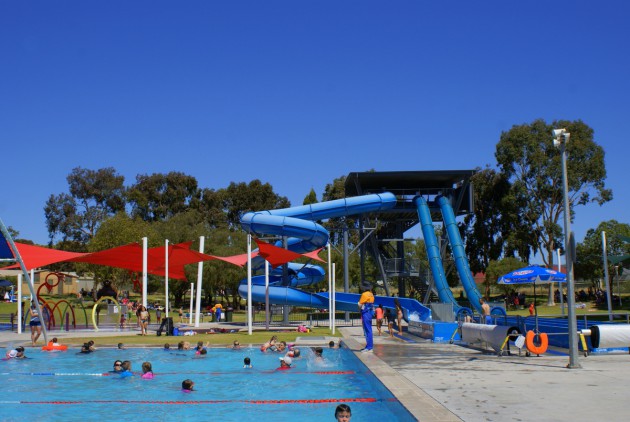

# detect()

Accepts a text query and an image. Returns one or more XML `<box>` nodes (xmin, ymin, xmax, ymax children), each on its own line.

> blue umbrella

<box><xmin>498</xmin><ymin>266</ymin><xmax>566</xmax><ymax>285</ymax></box>
<box><xmin>498</xmin><ymin>266</ymin><xmax>566</xmax><ymax>333</ymax></box>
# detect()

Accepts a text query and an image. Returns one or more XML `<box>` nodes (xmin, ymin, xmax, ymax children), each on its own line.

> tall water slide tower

<box><xmin>343</xmin><ymin>170</ymin><xmax>476</xmax><ymax>304</ymax></box>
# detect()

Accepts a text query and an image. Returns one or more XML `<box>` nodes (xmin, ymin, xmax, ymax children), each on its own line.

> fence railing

<box><xmin>252</xmin><ymin>307</ymin><xmax>362</xmax><ymax>327</ymax></box>
<box><xmin>0</xmin><ymin>313</ymin><xmax>17</xmax><ymax>331</ymax></box>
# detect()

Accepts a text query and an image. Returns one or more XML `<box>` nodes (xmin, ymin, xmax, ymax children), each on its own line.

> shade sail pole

<box><xmin>602</xmin><ymin>231</ymin><xmax>613</xmax><ymax>322</ymax></box>
<box><xmin>332</xmin><ymin>262</ymin><xmax>336</xmax><ymax>335</ymax></box>
<box><xmin>247</xmin><ymin>234</ymin><xmax>252</xmax><ymax>335</ymax></box>
<box><xmin>0</xmin><ymin>217</ymin><xmax>47</xmax><ymax>343</ymax></box>
<box><xmin>195</xmin><ymin>236</ymin><xmax>205</xmax><ymax>327</ymax></box>
<box><xmin>165</xmin><ymin>239</ymin><xmax>169</xmax><ymax>319</ymax></box>
<box><xmin>189</xmin><ymin>283</ymin><xmax>194</xmax><ymax>325</ymax></box>
<box><xmin>17</xmin><ymin>273</ymin><xmax>22</xmax><ymax>334</ymax></box>
<box><xmin>327</xmin><ymin>242</ymin><xmax>334</xmax><ymax>330</ymax></box>
<box><xmin>265</xmin><ymin>260</ymin><xmax>269</xmax><ymax>330</ymax></box>
<box><xmin>142</xmin><ymin>237</ymin><xmax>148</xmax><ymax>308</ymax></box>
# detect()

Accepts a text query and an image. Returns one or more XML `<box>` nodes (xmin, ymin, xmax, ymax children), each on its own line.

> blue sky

<box><xmin>1</xmin><ymin>1</ymin><xmax>628</xmax><ymax>255</ymax></box>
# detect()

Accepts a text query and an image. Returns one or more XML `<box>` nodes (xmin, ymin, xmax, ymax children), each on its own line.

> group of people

<box><xmin>110</xmin><ymin>359</ymin><xmax>154</xmax><ymax>379</ymax></box>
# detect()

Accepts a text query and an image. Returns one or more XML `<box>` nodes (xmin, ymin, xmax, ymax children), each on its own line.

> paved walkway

<box><xmin>342</xmin><ymin>326</ymin><xmax>630</xmax><ymax>422</ymax></box>
<box><xmin>3</xmin><ymin>324</ymin><xmax>629</xmax><ymax>421</ymax></box>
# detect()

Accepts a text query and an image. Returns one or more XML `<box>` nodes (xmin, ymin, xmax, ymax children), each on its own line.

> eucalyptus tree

<box><xmin>220</xmin><ymin>180</ymin><xmax>290</xmax><ymax>228</ymax></box>
<box><xmin>127</xmin><ymin>172</ymin><xmax>200</xmax><ymax>222</ymax></box>
<box><xmin>44</xmin><ymin>167</ymin><xmax>126</xmax><ymax>246</ymax></box>
<box><xmin>462</xmin><ymin>167</ymin><xmax>534</xmax><ymax>276</ymax></box>
<box><xmin>575</xmin><ymin>220</ymin><xmax>630</xmax><ymax>284</ymax></box>
<box><xmin>495</xmin><ymin>119</ymin><xmax>612</xmax><ymax>267</ymax></box>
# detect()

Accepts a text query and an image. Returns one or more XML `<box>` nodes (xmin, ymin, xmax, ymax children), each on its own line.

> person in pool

<box><xmin>335</xmin><ymin>404</ymin><xmax>352</xmax><ymax>421</ymax></box>
<box><xmin>277</xmin><ymin>356</ymin><xmax>292</xmax><ymax>370</ymax></box>
<box><xmin>182</xmin><ymin>379</ymin><xmax>194</xmax><ymax>392</ymax></box>
<box><xmin>141</xmin><ymin>361</ymin><xmax>154</xmax><ymax>379</ymax></box>
<box><xmin>6</xmin><ymin>346</ymin><xmax>26</xmax><ymax>359</ymax></box>
<box><xmin>111</xmin><ymin>360</ymin><xmax>124</xmax><ymax>373</ymax></box>
<box><xmin>260</xmin><ymin>335</ymin><xmax>278</xmax><ymax>352</ymax></box>
<box><xmin>119</xmin><ymin>360</ymin><xmax>133</xmax><ymax>377</ymax></box>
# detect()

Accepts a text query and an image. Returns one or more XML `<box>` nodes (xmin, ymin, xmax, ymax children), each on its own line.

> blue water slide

<box><xmin>437</xmin><ymin>196</ymin><xmax>483</xmax><ymax>313</ymax></box>
<box><xmin>238</xmin><ymin>192</ymin><xmax>431</xmax><ymax>321</ymax></box>
<box><xmin>237</xmin><ymin>280</ymin><xmax>431</xmax><ymax>321</ymax></box>
<box><xmin>414</xmin><ymin>196</ymin><xmax>460</xmax><ymax>309</ymax></box>
<box><xmin>241</xmin><ymin>193</ymin><xmax>396</xmax><ymax>271</ymax></box>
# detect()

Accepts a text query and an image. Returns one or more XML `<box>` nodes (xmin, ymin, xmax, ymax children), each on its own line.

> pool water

<box><xmin>1</xmin><ymin>344</ymin><xmax>415</xmax><ymax>421</ymax></box>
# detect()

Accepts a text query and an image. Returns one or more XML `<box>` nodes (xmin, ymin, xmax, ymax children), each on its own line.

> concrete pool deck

<box><xmin>341</xmin><ymin>325</ymin><xmax>630</xmax><ymax>422</ymax></box>
<box><xmin>3</xmin><ymin>324</ymin><xmax>629</xmax><ymax>421</ymax></box>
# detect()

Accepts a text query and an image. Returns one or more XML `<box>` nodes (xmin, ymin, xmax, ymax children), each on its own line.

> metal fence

<box><xmin>0</xmin><ymin>313</ymin><xmax>17</xmax><ymax>331</ymax></box>
<box><xmin>252</xmin><ymin>306</ymin><xmax>362</xmax><ymax>327</ymax></box>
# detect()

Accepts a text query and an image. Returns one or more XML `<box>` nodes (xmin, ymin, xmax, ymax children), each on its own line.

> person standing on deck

<box><xmin>358</xmin><ymin>281</ymin><xmax>375</xmax><ymax>352</ymax></box>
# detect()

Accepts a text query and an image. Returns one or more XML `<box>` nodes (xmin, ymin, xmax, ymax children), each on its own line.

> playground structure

<box><xmin>237</xmin><ymin>170</ymin><xmax>485</xmax><ymax>326</ymax></box>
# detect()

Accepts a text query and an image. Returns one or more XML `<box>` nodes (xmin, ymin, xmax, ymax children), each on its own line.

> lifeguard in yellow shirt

<box><xmin>358</xmin><ymin>281</ymin><xmax>375</xmax><ymax>352</ymax></box>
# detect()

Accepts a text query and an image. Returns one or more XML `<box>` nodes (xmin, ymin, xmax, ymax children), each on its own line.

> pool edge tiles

<box><xmin>340</xmin><ymin>328</ymin><xmax>462</xmax><ymax>421</ymax></box>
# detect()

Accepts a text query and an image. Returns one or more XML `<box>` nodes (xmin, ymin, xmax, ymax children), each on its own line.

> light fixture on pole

<box><xmin>552</xmin><ymin>128</ymin><xmax>581</xmax><ymax>369</ymax></box>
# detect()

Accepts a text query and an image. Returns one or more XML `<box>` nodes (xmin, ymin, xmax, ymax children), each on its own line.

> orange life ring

<box><xmin>525</xmin><ymin>330</ymin><xmax>548</xmax><ymax>355</ymax></box>
<box><xmin>42</xmin><ymin>342</ymin><xmax>68</xmax><ymax>351</ymax></box>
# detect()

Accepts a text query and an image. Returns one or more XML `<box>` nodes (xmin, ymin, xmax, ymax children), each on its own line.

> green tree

<box><xmin>575</xmin><ymin>220</ymin><xmax>630</xmax><ymax>284</ymax></box>
<box><xmin>45</xmin><ymin>167</ymin><xmax>126</xmax><ymax>245</ymax></box>
<box><xmin>495</xmin><ymin>119</ymin><xmax>612</xmax><ymax>267</ymax></box>
<box><xmin>462</xmin><ymin>167</ymin><xmax>534</xmax><ymax>274</ymax></box>
<box><xmin>485</xmin><ymin>257</ymin><xmax>528</xmax><ymax>297</ymax></box>
<box><xmin>127</xmin><ymin>172</ymin><xmax>200</xmax><ymax>222</ymax></box>
<box><xmin>220</xmin><ymin>180</ymin><xmax>290</xmax><ymax>228</ymax></box>
<box><xmin>303</xmin><ymin>188</ymin><xmax>318</xmax><ymax>205</ymax></box>
<box><xmin>193</xmin><ymin>188</ymin><xmax>228</xmax><ymax>229</ymax></box>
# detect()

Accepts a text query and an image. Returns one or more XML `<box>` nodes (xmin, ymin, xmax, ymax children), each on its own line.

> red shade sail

<box><xmin>207</xmin><ymin>251</ymin><xmax>258</xmax><ymax>267</ymax></box>
<box><xmin>255</xmin><ymin>239</ymin><xmax>304</xmax><ymax>269</ymax></box>
<box><xmin>66</xmin><ymin>242</ymin><xmax>218</xmax><ymax>280</ymax></box>
<box><xmin>0</xmin><ymin>242</ymin><xmax>87</xmax><ymax>271</ymax></box>
<box><xmin>302</xmin><ymin>247</ymin><xmax>326</xmax><ymax>263</ymax></box>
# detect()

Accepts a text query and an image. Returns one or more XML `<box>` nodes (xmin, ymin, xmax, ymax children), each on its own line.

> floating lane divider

<box><xmin>0</xmin><ymin>372</ymin><xmax>110</xmax><ymax>377</ymax></box>
<box><xmin>1</xmin><ymin>370</ymin><xmax>355</xmax><ymax>377</ymax></box>
<box><xmin>5</xmin><ymin>397</ymin><xmax>379</xmax><ymax>405</ymax></box>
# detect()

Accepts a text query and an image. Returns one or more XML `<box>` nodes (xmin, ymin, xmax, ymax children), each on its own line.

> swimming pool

<box><xmin>1</xmin><ymin>344</ymin><xmax>415</xmax><ymax>421</ymax></box>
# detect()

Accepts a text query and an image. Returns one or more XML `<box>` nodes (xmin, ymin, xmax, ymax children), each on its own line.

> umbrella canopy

<box><xmin>498</xmin><ymin>266</ymin><xmax>566</xmax><ymax>285</ymax></box>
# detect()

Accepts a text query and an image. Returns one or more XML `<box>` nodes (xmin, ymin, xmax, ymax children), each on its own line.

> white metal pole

<box><xmin>328</xmin><ymin>243</ymin><xmax>332</xmax><ymax>330</ymax></box>
<box><xmin>602</xmin><ymin>231</ymin><xmax>613</xmax><ymax>321</ymax></box>
<box><xmin>142</xmin><ymin>237</ymin><xmax>148</xmax><ymax>308</ymax></box>
<box><xmin>17</xmin><ymin>273</ymin><xmax>22</xmax><ymax>334</ymax></box>
<box><xmin>558</xmin><ymin>249</ymin><xmax>565</xmax><ymax>316</ymax></box>
<box><xmin>165</xmin><ymin>239</ymin><xmax>169</xmax><ymax>319</ymax></box>
<box><xmin>195</xmin><ymin>236</ymin><xmax>205</xmax><ymax>327</ymax></box>
<box><xmin>189</xmin><ymin>283</ymin><xmax>194</xmax><ymax>325</ymax></box>
<box><xmin>265</xmin><ymin>260</ymin><xmax>269</xmax><ymax>330</ymax></box>
<box><xmin>247</xmin><ymin>234</ymin><xmax>253</xmax><ymax>335</ymax></box>
<box><xmin>332</xmin><ymin>262</ymin><xmax>336</xmax><ymax>335</ymax></box>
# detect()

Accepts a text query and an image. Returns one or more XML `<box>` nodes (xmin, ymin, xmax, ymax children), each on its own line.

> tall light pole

<box><xmin>553</xmin><ymin>128</ymin><xmax>581</xmax><ymax>369</ymax></box>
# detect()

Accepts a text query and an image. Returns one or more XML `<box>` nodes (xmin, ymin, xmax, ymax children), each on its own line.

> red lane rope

<box><xmin>6</xmin><ymin>370</ymin><xmax>355</xmax><ymax>377</ymax></box>
<box><xmin>17</xmin><ymin>397</ymin><xmax>377</xmax><ymax>405</ymax></box>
